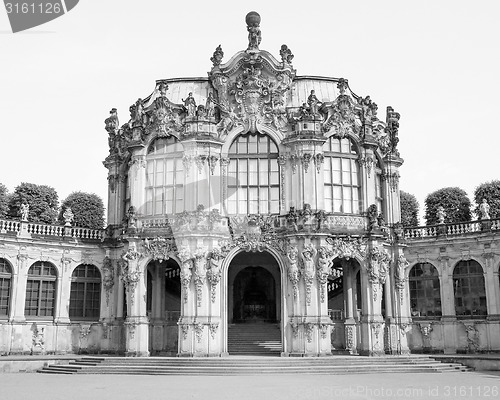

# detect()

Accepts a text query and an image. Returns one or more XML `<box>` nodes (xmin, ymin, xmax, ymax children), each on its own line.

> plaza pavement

<box><xmin>0</xmin><ymin>371</ymin><xmax>499</xmax><ymax>400</ymax></box>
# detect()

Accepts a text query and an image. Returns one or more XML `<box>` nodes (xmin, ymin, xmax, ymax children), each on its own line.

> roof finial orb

<box><xmin>245</xmin><ymin>11</ymin><xmax>261</xmax><ymax>51</ymax></box>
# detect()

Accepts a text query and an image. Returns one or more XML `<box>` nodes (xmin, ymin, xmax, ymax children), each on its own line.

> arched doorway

<box><xmin>227</xmin><ymin>251</ymin><xmax>282</xmax><ymax>355</ymax></box>
<box><xmin>146</xmin><ymin>258</ymin><xmax>181</xmax><ymax>355</ymax></box>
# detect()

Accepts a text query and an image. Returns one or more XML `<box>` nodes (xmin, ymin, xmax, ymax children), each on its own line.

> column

<box><xmin>344</xmin><ymin>265</ymin><xmax>358</xmax><ymax>354</ymax></box>
<box><xmin>9</xmin><ymin>254</ymin><xmax>28</xmax><ymax>354</ymax></box>
<box><xmin>439</xmin><ymin>256</ymin><xmax>457</xmax><ymax>354</ymax></box>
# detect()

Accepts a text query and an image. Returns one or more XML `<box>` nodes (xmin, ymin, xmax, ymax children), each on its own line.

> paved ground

<box><xmin>0</xmin><ymin>371</ymin><xmax>499</xmax><ymax>400</ymax></box>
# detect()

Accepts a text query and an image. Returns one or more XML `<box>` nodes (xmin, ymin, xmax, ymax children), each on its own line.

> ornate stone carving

<box><xmin>313</xmin><ymin>153</ymin><xmax>324</xmax><ymax>173</ymax></box>
<box><xmin>182</xmin><ymin>155</ymin><xmax>193</xmax><ymax>176</ymax></box>
<box><xmin>321</xmin><ymin>78</ymin><xmax>360</xmax><ymax>137</ymax></box>
<box><xmin>246</xmin><ymin>11</ymin><xmax>261</xmax><ymax>51</ymax></box>
<box><xmin>326</xmin><ymin>236</ymin><xmax>367</xmax><ymax>260</ymax></box>
<box><xmin>182</xmin><ymin>92</ymin><xmax>197</xmax><ymax>118</ymax></box>
<box><xmin>180</xmin><ymin>324</ymin><xmax>189</xmax><ymax>340</ymax></box>
<box><xmin>305</xmin><ymin>322</ymin><xmax>314</xmax><ymax>343</ymax></box>
<box><xmin>207</xmin><ymin>155</ymin><xmax>218</xmax><ymax>175</ymax></box>
<box><xmin>126</xmin><ymin>206</ymin><xmax>138</xmax><ymax>234</ymax></box>
<box><xmin>287</xmin><ymin>245</ymin><xmax>300</xmax><ymax>298</ymax></box>
<box><xmin>207</xmin><ymin>248</ymin><xmax>223</xmax><ymax>303</ymax></box>
<box><xmin>143</xmin><ymin>237</ymin><xmax>176</xmax><ymax>262</ymax></box>
<box><xmin>358</xmin><ymin>155</ymin><xmax>374</xmax><ymax>177</ymax></box>
<box><xmin>289</xmin><ymin>154</ymin><xmax>298</xmax><ymax>174</ymax></box>
<box><xmin>193</xmin><ymin>247</ymin><xmax>207</xmax><ymax>307</ymax></box>
<box><xmin>290</xmin><ymin>319</ymin><xmax>299</xmax><ymax>338</ymax></box>
<box><xmin>301</xmin><ymin>153</ymin><xmax>312</xmax><ymax>173</ymax></box>
<box><xmin>195</xmin><ymin>155</ymin><xmax>206</xmax><ymax>174</ymax></box>
<box><xmin>194</xmin><ymin>322</ymin><xmax>204</xmax><ymax>343</ymax></box>
<box><xmin>366</xmin><ymin>246</ymin><xmax>391</xmax><ymax>301</ymax></box>
<box><xmin>209</xmin><ymin>323</ymin><xmax>219</xmax><ymax>339</ymax></box>
<box><xmin>210</xmin><ymin>45</ymin><xmax>224</xmax><ymax>66</ymax></box>
<box><xmin>384</xmin><ymin>106</ymin><xmax>400</xmax><ymax>156</ymax></box>
<box><xmin>301</xmin><ymin>244</ymin><xmax>317</xmax><ymax>306</ymax></box>
<box><xmin>178</xmin><ymin>246</ymin><xmax>193</xmax><ymax>304</ymax></box>
<box><xmin>345</xmin><ymin>325</ymin><xmax>355</xmax><ymax>352</ymax></box>
<box><xmin>119</xmin><ymin>244</ymin><xmax>143</xmax><ymax>303</ymax></box>
<box><xmin>279</xmin><ymin>44</ymin><xmax>294</xmax><ymax>65</ymax></box>
<box><xmin>479</xmin><ymin>199</ymin><xmax>490</xmax><ymax>220</ymax></box>
<box><xmin>320</xmin><ymin>323</ymin><xmax>329</xmax><ymax>339</ymax></box>
<box><xmin>20</xmin><ymin>203</ymin><xmax>29</xmax><ymax>222</ymax></box>
<box><xmin>31</xmin><ymin>324</ymin><xmax>45</xmax><ymax>352</ymax></box>
<box><xmin>462</xmin><ymin>322</ymin><xmax>479</xmax><ymax>353</ymax></box>
<box><xmin>367</xmin><ymin>204</ymin><xmax>379</xmax><ymax>232</ymax></box>
<box><xmin>317</xmin><ymin>246</ymin><xmax>334</xmax><ymax>303</ymax></box>
<box><xmin>102</xmin><ymin>256</ymin><xmax>115</xmax><ymax>305</ymax></box>
<box><xmin>394</xmin><ymin>253</ymin><xmax>409</xmax><ymax>296</ymax></box>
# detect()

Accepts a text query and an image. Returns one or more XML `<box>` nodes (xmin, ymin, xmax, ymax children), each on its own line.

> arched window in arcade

<box><xmin>227</xmin><ymin>133</ymin><xmax>279</xmax><ymax>215</ymax></box>
<box><xmin>25</xmin><ymin>261</ymin><xmax>57</xmax><ymax>318</ymax></box>
<box><xmin>145</xmin><ymin>137</ymin><xmax>184</xmax><ymax>215</ymax></box>
<box><xmin>453</xmin><ymin>260</ymin><xmax>487</xmax><ymax>317</ymax></box>
<box><xmin>0</xmin><ymin>258</ymin><xmax>12</xmax><ymax>317</ymax></box>
<box><xmin>409</xmin><ymin>262</ymin><xmax>442</xmax><ymax>318</ymax></box>
<box><xmin>69</xmin><ymin>264</ymin><xmax>101</xmax><ymax>320</ymax></box>
<box><xmin>322</xmin><ymin>136</ymin><xmax>360</xmax><ymax>214</ymax></box>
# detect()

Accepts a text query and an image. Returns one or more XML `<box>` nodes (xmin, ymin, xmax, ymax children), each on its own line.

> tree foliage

<box><xmin>400</xmin><ymin>190</ymin><xmax>419</xmax><ymax>227</ymax></box>
<box><xmin>0</xmin><ymin>183</ymin><xmax>9</xmax><ymax>218</ymax></box>
<box><xmin>424</xmin><ymin>187</ymin><xmax>471</xmax><ymax>225</ymax></box>
<box><xmin>473</xmin><ymin>180</ymin><xmax>500</xmax><ymax>220</ymax></box>
<box><xmin>59</xmin><ymin>191</ymin><xmax>105</xmax><ymax>229</ymax></box>
<box><xmin>8</xmin><ymin>183</ymin><xmax>59</xmax><ymax>224</ymax></box>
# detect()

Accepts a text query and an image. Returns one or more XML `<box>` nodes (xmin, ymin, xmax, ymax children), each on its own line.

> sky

<box><xmin>1</xmin><ymin>0</ymin><xmax>499</xmax><ymax>224</ymax></box>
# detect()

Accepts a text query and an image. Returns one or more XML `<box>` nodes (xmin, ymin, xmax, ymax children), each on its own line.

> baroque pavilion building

<box><xmin>0</xmin><ymin>12</ymin><xmax>499</xmax><ymax>358</ymax></box>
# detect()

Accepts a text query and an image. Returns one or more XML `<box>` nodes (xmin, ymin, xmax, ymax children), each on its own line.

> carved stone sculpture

<box><xmin>210</xmin><ymin>45</ymin><xmax>224</xmax><ymax>67</ymax></box>
<box><xmin>301</xmin><ymin>244</ymin><xmax>317</xmax><ymax>305</ymax></box>
<box><xmin>437</xmin><ymin>206</ymin><xmax>446</xmax><ymax>224</ymax></box>
<box><xmin>20</xmin><ymin>203</ymin><xmax>29</xmax><ymax>221</ymax></box>
<box><xmin>279</xmin><ymin>44</ymin><xmax>294</xmax><ymax>64</ymax></box>
<box><xmin>63</xmin><ymin>207</ymin><xmax>74</xmax><ymax>227</ymax></box>
<box><xmin>286</xmin><ymin>245</ymin><xmax>300</xmax><ymax>298</ymax></box>
<box><xmin>246</xmin><ymin>11</ymin><xmax>261</xmax><ymax>51</ymax></box>
<box><xmin>479</xmin><ymin>199</ymin><xmax>490</xmax><ymax>220</ymax></box>
<box><xmin>182</xmin><ymin>92</ymin><xmax>197</xmax><ymax>118</ymax></box>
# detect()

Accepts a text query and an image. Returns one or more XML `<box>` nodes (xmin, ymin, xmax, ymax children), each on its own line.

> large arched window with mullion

<box><xmin>25</xmin><ymin>262</ymin><xmax>57</xmax><ymax>318</ymax></box>
<box><xmin>409</xmin><ymin>262</ymin><xmax>442</xmax><ymax>318</ymax></box>
<box><xmin>453</xmin><ymin>260</ymin><xmax>487</xmax><ymax>317</ymax></box>
<box><xmin>322</xmin><ymin>136</ymin><xmax>360</xmax><ymax>214</ymax></box>
<box><xmin>0</xmin><ymin>258</ymin><xmax>12</xmax><ymax>318</ymax></box>
<box><xmin>69</xmin><ymin>264</ymin><xmax>101</xmax><ymax>320</ymax></box>
<box><xmin>227</xmin><ymin>133</ymin><xmax>279</xmax><ymax>215</ymax></box>
<box><xmin>145</xmin><ymin>137</ymin><xmax>184</xmax><ymax>215</ymax></box>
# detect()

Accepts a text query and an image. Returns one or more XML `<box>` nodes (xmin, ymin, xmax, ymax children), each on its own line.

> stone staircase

<box><xmin>227</xmin><ymin>323</ymin><xmax>282</xmax><ymax>356</ymax></box>
<box><xmin>38</xmin><ymin>355</ymin><xmax>471</xmax><ymax>375</ymax></box>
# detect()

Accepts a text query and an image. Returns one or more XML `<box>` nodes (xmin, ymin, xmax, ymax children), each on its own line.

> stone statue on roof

<box><xmin>246</xmin><ymin>11</ymin><xmax>261</xmax><ymax>51</ymax></box>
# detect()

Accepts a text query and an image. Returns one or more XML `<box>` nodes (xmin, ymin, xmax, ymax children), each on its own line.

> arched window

<box><xmin>453</xmin><ymin>260</ymin><xmax>487</xmax><ymax>317</ymax></box>
<box><xmin>322</xmin><ymin>136</ymin><xmax>360</xmax><ymax>214</ymax></box>
<box><xmin>69</xmin><ymin>264</ymin><xmax>101</xmax><ymax>320</ymax></box>
<box><xmin>0</xmin><ymin>258</ymin><xmax>12</xmax><ymax>317</ymax></box>
<box><xmin>145</xmin><ymin>137</ymin><xmax>184</xmax><ymax>215</ymax></box>
<box><xmin>25</xmin><ymin>262</ymin><xmax>57</xmax><ymax>318</ymax></box>
<box><xmin>227</xmin><ymin>133</ymin><xmax>279</xmax><ymax>215</ymax></box>
<box><xmin>409</xmin><ymin>262</ymin><xmax>442</xmax><ymax>318</ymax></box>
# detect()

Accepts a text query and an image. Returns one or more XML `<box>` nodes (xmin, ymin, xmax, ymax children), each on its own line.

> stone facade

<box><xmin>0</xmin><ymin>12</ymin><xmax>498</xmax><ymax>357</ymax></box>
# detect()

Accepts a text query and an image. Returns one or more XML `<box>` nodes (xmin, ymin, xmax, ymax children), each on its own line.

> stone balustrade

<box><xmin>0</xmin><ymin>218</ymin><xmax>104</xmax><ymax>240</ymax></box>
<box><xmin>404</xmin><ymin>218</ymin><xmax>500</xmax><ymax>240</ymax></box>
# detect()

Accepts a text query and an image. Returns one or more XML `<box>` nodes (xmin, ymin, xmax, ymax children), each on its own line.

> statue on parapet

<box><xmin>479</xmin><ymin>199</ymin><xmax>490</xmax><ymax>220</ymax></box>
<box><xmin>307</xmin><ymin>90</ymin><xmax>322</xmax><ymax>116</ymax></box>
<box><xmin>437</xmin><ymin>206</ymin><xmax>446</xmax><ymax>224</ymax></box>
<box><xmin>20</xmin><ymin>203</ymin><xmax>29</xmax><ymax>222</ymax></box>
<box><xmin>246</xmin><ymin>11</ymin><xmax>262</xmax><ymax>51</ymax></box>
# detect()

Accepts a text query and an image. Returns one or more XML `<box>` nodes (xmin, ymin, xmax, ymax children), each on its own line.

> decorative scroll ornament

<box><xmin>290</xmin><ymin>319</ymin><xmax>299</xmax><ymax>338</ymax></box>
<box><xmin>194</xmin><ymin>322</ymin><xmax>204</xmax><ymax>343</ymax></box>
<box><xmin>195</xmin><ymin>155</ymin><xmax>207</xmax><ymax>174</ymax></box>
<box><xmin>301</xmin><ymin>244</ymin><xmax>317</xmax><ymax>306</ymax></box>
<box><xmin>286</xmin><ymin>245</ymin><xmax>300</xmax><ymax>298</ymax></box>
<box><xmin>102</xmin><ymin>256</ymin><xmax>115</xmax><ymax>306</ymax></box>
<box><xmin>193</xmin><ymin>247</ymin><xmax>207</xmax><ymax>307</ymax></box>
<box><xmin>180</xmin><ymin>323</ymin><xmax>189</xmax><ymax>340</ymax></box>
<box><xmin>177</xmin><ymin>246</ymin><xmax>193</xmax><ymax>304</ymax></box>
<box><xmin>207</xmin><ymin>248</ymin><xmax>224</xmax><ymax>303</ymax></box>
<box><xmin>182</xmin><ymin>155</ymin><xmax>193</xmax><ymax>176</ymax></box>
<box><xmin>207</xmin><ymin>155</ymin><xmax>219</xmax><ymax>175</ymax></box>
<box><xmin>305</xmin><ymin>323</ymin><xmax>314</xmax><ymax>343</ymax></box>
<box><xmin>289</xmin><ymin>154</ymin><xmax>298</xmax><ymax>174</ymax></box>
<box><xmin>143</xmin><ymin>237</ymin><xmax>177</xmax><ymax>262</ymax></box>
<box><xmin>317</xmin><ymin>247</ymin><xmax>334</xmax><ymax>303</ymax></box>
<box><xmin>358</xmin><ymin>155</ymin><xmax>374</xmax><ymax>177</ymax></box>
<box><xmin>144</xmin><ymin>81</ymin><xmax>184</xmax><ymax>137</ymax></box>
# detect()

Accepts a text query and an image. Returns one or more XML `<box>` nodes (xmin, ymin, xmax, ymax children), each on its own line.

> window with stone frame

<box><xmin>409</xmin><ymin>262</ymin><xmax>442</xmax><ymax>318</ymax></box>
<box><xmin>69</xmin><ymin>264</ymin><xmax>101</xmax><ymax>320</ymax></box>
<box><xmin>453</xmin><ymin>260</ymin><xmax>487</xmax><ymax>318</ymax></box>
<box><xmin>227</xmin><ymin>133</ymin><xmax>279</xmax><ymax>215</ymax></box>
<box><xmin>25</xmin><ymin>261</ymin><xmax>57</xmax><ymax>318</ymax></box>
<box><xmin>322</xmin><ymin>136</ymin><xmax>360</xmax><ymax>214</ymax></box>
<box><xmin>0</xmin><ymin>258</ymin><xmax>12</xmax><ymax>317</ymax></box>
<box><xmin>145</xmin><ymin>137</ymin><xmax>184</xmax><ymax>215</ymax></box>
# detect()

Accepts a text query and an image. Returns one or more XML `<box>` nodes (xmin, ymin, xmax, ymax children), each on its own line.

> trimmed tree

<box><xmin>8</xmin><ymin>183</ymin><xmax>59</xmax><ymax>224</ymax></box>
<box><xmin>0</xmin><ymin>183</ymin><xmax>9</xmax><ymax>218</ymax></box>
<box><xmin>474</xmin><ymin>180</ymin><xmax>500</xmax><ymax>219</ymax></box>
<box><xmin>58</xmin><ymin>192</ymin><xmax>105</xmax><ymax>229</ymax></box>
<box><xmin>400</xmin><ymin>190</ymin><xmax>419</xmax><ymax>227</ymax></box>
<box><xmin>424</xmin><ymin>187</ymin><xmax>471</xmax><ymax>225</ymax></box>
